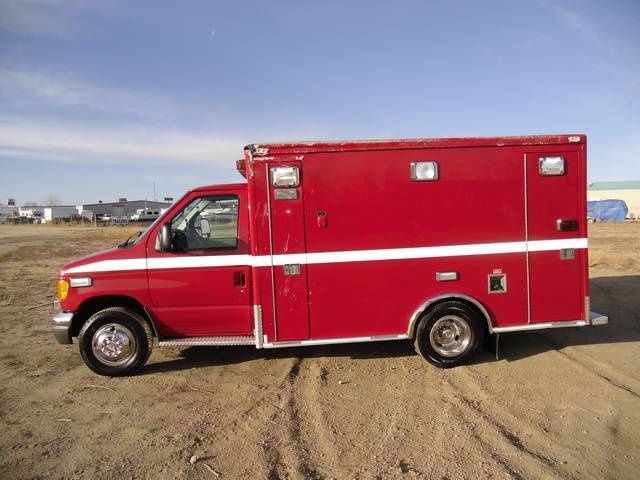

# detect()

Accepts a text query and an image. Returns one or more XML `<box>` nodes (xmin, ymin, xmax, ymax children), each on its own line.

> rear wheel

<box><xmin>413</xmin><ymin>300</ymin><xmax>484</xmax><ymax>368</ymax></box>
<box><xmin>78</xmin><ymin>307</ymin><xmax>153</xmax><ymax>376</ymax></box>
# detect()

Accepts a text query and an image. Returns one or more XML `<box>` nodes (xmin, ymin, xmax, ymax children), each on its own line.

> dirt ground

<box><xmin>0</xmin><ymin>223</ymin><xmax>638</xmax><ymax>479</ymax></box>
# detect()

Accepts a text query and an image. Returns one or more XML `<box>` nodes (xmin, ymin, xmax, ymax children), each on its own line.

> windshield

<box><xmin>171</xmin><ymin>197</ymin><xmax>211</xmax><ymax>230</ymax></box>
<box><xmin>126</xmin><ymin>211</ymin><xmax>167</xmax><ymax>247</ymax></box>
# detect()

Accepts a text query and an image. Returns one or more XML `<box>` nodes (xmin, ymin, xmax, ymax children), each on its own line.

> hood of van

<box><xmin>59</xmin><ymin>246</ymin><xmax>146</xmax><ymax>276</ymax></box>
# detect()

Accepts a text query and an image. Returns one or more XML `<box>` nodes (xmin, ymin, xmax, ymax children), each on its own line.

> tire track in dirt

<box><xmin>444</xmin><ymin>376</ymin><xmax>575</xmax><ymax>480</ymax></box>
<box><xmin>538</xmin><ymin>335</ymin><xmax>640</xmax><ymax>400</ymax></box>
<box><xmin>368</xmin><ymin>357</ymin><xmax>414</xmax><ymax>461</ymax></box>
<box><xmin>283</xmin><ymin>357</ymin><xmax>324</xmax><ymax>479</ymax></box>
<box><xmin>465</xmin><ymin>425</ymin><xmax>526</xmax><ymax>480</ymax></box>
<box><xmin>260</xmin><ymin>357</ymin><xmax>302</xmax><ymax>480</ymax></box>
<box><xmin>447</xmin><ymin>350</ymin><xmax>634</xmax><ymax>480</ymax></box>
<box><xmin>292</xmin><ymin>357</ymin><xmax>344</xmax><ymax>476</ymax></box>
<box><xmin>282</xmin><ymin>353</ymin><xmax>416</xmax><ymax>479</ymax></box>
<box><xmin>605</xmin><ymin>415</ymin><xmax>621</xmax><ymax>480</ymax></box>
<box><xmin>260</xmin><ymin>356</ymin><xmax>324</xmax><ymax>480</ymax></box>
<box><xmin>261</xmin><ymin>435</ymin><xmax>283</xmax><ymax>480</ymax></box>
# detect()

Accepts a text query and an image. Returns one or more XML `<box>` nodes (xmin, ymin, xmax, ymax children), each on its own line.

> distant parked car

<box><xmin>130</xmin><ymin>208</ymin><xmax>160</xmax><ymax>222</ymax></box>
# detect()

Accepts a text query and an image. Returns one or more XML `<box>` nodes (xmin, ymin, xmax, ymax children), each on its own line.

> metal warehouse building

<box><xmin>587</xmin><ymin>181</ymin><xmax>640</xmax><ymax>219</ymax></box>
<box><xmin>18</xmin><ymin>205</ymin><xmax>91</xmax><ymax>222</ymax></box>
<box><xmin>81</xmin><ymin>200</ymin><xmax>172</xmax><ymax>219</ymax></box>
<box><xmin>0</xmin><ymin>205</ymin><xmax>18</xmax><ymax>220</ymax></box>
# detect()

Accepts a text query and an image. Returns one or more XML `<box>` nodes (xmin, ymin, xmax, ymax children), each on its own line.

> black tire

<box><xmin>413</xmin><ymin>300</ymin><xmax>485</xmax><ymax>368</ymax></box>
<box><xmin>78</xmin><ymin>307</ymin><xmax>153</xmax><ymax>376</ymax></box>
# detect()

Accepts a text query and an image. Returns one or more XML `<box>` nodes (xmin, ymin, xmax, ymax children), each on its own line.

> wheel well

<box><xmin>70</xmin><ymin>295</ymin><xmax>156</xmax><ymax>338</ymax></box>
<box><xmin>408</xmin><ymin>295</ymin><xmax>494</xmax><ymax>338</ymax></box>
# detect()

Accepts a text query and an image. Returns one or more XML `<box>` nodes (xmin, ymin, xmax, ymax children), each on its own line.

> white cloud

<box><xmin>0</xmin><ymin>0</ymin><xmax>112</xmax><ymax>37</ymax></box>
<box><xmin>0</xmin><ymin>117</ymin><xmax>246</xmax><ymax>166</ymax></box>
<box><xmin>545</xmin><ymin>2</ymin><xmax>615</xmax><ymax>55</ymax></box>
<box><xmin>0</xmin><ymin>68</ymin><xmax>180</xmax><ymax>120</ymax></box>
<box><xmin>140</xmin><ymin>174</ymin><xmax>207</xmax><ymax>185</ymax></box>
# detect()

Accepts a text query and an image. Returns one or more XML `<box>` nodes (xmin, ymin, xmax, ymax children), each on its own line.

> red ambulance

<box><xmin>52</xmin><ymin>134</ymin><xmax>608</xmax><ymax>376</ymax></box>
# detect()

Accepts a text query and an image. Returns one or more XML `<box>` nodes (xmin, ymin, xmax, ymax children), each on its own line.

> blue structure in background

<box><xmin>587</xmin><ymin>199</ymin><xmax>628</xmax><ymax>222</ymax></box>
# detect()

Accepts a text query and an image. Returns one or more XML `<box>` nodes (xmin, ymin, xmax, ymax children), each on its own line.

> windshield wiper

<box><xmin>119</xmin><ymin>231</ymin><xmax>142</xmax><ymax>248</ymax></box>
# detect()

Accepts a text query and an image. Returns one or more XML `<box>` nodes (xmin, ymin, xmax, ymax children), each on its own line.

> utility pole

<box><xmin>153</xmin><ymin>181</ymin><xmax>157</xmax><ymax>202</ymax></box>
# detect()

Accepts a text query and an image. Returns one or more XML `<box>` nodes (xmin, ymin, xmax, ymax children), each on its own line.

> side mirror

<box><xmin>156</xmin><ymin>223</ymin><xmax>172</xmax><ymax>252</ymax></box>
<box><xmin>200</xmin><ymin>218</ymin><xmax>211</xmax><ymax>237</ymax></box>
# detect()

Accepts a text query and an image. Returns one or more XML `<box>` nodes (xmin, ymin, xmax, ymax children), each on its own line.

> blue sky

<box><xmin>0</xmin><ymin>0</ymin><xmax>638</xmax><ymax>205</ymax></box>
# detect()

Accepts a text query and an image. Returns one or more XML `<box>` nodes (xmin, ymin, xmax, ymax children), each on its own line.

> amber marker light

<box><xmin>56</xmin><ymin>279</ymin><xmax>69</xmax><ymax>301</ymax></box>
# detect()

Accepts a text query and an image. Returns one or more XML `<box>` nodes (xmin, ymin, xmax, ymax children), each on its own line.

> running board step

<box><xmin>159</xmin><ymin>336</ymin><xmax>255</xmax><ymax>347</ymax></box>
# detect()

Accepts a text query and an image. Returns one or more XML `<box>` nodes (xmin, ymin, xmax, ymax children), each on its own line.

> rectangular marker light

<box><xmin>270</xmin><ymin>166</ymin><xmax>300</xmax><ymax>187</ymax></box>
<box><xmin>410</xmin><ymin>161</ymin><xmax>439</xmax><ymax>181</ymax></box>
<box><xmin>539</xmin><ymin>156</ymin><xmax>565</xmax><ymax>176</ymax></box>
<box><xmin>69</xmin><ymin>277</ymin><xmax>93</xmax><ymax>287</ymax></box>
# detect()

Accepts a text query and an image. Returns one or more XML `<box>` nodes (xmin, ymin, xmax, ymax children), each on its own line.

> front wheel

<box><xmin>78</xmin><ymin>307</ymin><xmax>153</xmax><ymax>376</ymax></box>
<box><xmin>413</xmin><ymin>301</ymin><xmax>484</xmax><ymax>368</ymax></box>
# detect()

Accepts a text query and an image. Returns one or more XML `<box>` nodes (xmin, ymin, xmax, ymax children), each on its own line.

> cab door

<box><xmin>526</xmin><ymin>151</ymin><xmax>586</xmax><ymax>323</ymax></box>
<box><xmin>146</xmin><ymin>188</ymin><xmax>252</xmax><ymax>337</ymax></box>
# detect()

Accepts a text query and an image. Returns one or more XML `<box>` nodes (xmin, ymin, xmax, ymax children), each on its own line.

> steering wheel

<box><xmin>172</xmin><ymin>230</ymin><xmax>189</xmax><ymax>252</ymax></box>
<box><xmin>184</xmin><ymin>220</ymin><xmax>206</xmax><ymax>248</ymax></box>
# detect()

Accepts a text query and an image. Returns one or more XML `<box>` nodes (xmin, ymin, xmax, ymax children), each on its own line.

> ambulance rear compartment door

<box><xmin>526</xmin><ymin>151</ymin><xmax>586</xmax><ymax>323</ymax></box>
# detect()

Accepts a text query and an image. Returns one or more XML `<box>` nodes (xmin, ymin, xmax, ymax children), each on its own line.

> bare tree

<box><xmin>44</xmin><ymin>194</ymin><xmax>62</xmax><ymax>206</ymax></box>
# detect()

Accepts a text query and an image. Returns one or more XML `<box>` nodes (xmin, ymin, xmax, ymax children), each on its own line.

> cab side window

<box><xmin>170</xmin><ymin>195</ymin><xmax>239</xmax><ymax>251</ymax></box>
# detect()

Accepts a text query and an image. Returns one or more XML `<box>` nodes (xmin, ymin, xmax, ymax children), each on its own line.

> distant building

<box><xmin>17</xmin><ymin>205</ymin><xmax>83</xmax><ymax>222</ymax></box>
<box><xmin>82</xmin><ymin>200</ymin><xmax>172</xmax><ymax>219</ymax></box>
<box><xmin>44</xmin><ymin>206</ymin><xmax>87</xmax><ymax>222</ymax></box>
<box><xmin>19</xmin><ymin>206</ymin><xmax>45</xmax><ymax>219</ymax></box>
<box><xmin>2</xmin><ymin>199</ymin><xmax>174</xmax><ymax>223</ymax></box>
<box><xmin>0</xmin><ymin>205</ymin><xmax>18</xmax><ymax>221</ymax></box>
<box><xmin>587</xmin><ymin>181</ymin><xmax>640</xmax><ymax>219</ymax></box>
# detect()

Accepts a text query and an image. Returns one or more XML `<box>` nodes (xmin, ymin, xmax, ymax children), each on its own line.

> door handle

<box><xmin>556</xmin><ymin>218</ymin><xmax>578</xmax><ymax>231</ymax></box>
<box><xmin>234</xmin><ymin>271</ymin><xmax>246</xmax><ymax>287</ymax></box>
<box><xmin>317</xmin><ymin>211</ymin><xmax>327</xmax><ymax>228</ymax></box>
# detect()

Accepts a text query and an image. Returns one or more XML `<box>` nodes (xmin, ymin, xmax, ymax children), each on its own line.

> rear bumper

<box><xmin>51</xmin><ymin>312</ymin><xmax>74</xmax><ymax>344</ymax></box>
<box><xmin>589</xmin><ymin>311</ymin><xmax>608</xmax><ymax>326</ymax></box>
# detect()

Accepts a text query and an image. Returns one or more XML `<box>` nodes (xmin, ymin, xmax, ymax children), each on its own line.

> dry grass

<box><xmin>587</xmin><ymin>222</ymin><xmax>640</xmax><ymax>273</ymax></box>
<box><xmin>0</xmin><ymin>225</ymin><xmax>141</xmax><ymax>311</ymax></box>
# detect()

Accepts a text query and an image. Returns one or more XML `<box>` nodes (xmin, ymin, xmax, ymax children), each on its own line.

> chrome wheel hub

<box><xmin>92</xmin><ymin>323</ymin><xmax>137</xmax><ymax>366</ymax></box>
<box><xmin>429</xmin><ymin>315</ymin><xmax>472</xmax><ymax>357</ymax></box>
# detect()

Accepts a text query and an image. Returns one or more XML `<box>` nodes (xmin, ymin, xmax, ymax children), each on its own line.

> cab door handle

<box><xmin>234</xmin><ymin>271</ymin><xmax>246</xmax><ymax>287</ymax></box>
